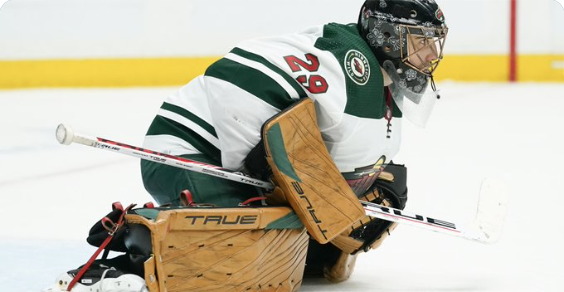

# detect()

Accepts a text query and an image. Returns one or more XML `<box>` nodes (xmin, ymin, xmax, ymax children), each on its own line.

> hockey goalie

<box><xmin>44</xmin><ymin>0</ymin><xmax>449</xmax><ymax>291</ymax></box>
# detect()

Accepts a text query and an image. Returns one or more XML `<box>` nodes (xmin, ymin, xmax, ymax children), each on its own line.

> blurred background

<box><xmin>1</xmin><ymin>0</ymin><xmax>563</xmax><ymax>88</ymax></box>
<box><xmin>1</xmin><ymin>1</ymin><xmax>563</xmax><ymax>291</ymax></box>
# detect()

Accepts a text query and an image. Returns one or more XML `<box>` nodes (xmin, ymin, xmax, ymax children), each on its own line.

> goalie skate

<box><xmin>42</xmin><ymin>268</ymin><xmax>148</xmax><ymax>292</ymax></box>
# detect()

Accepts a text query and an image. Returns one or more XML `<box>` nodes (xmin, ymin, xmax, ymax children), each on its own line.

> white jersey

<box><xmin>143</xmin><ymin>23</ymin><xmax>402</xmax><ymax>175</ymax></box>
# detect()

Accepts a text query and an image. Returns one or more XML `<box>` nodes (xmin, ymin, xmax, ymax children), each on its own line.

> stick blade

<box><xmin>472</xmin><ymin>178</ymin><xmax>509</xmax><ymax>244</ymax></box>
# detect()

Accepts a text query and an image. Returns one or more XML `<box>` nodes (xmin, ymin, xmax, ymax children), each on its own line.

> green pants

<box><xmin>140</xmin><ymin>154</ymin><xmax>259</xmax><ymax>207</ymax></box>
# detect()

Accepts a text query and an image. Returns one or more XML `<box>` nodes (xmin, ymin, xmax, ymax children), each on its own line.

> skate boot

<box><xmin>42</xmin><ymin>263</ymin><xmax>148</xmax><ymax>292</ymax></box>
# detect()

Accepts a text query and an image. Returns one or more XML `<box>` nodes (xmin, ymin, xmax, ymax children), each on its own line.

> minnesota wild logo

<box><xmin>344</xmin><ymin>50</ymin><xmax>370</xmax><ymax>85</ymax></box>
<box><xmin>435</xmin><ymin>9</ymin><xmax>445</xmax><ymax>22</ymax></box>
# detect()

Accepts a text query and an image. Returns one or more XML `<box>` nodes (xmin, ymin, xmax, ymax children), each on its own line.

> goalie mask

<box><xmin>358</xmin><ymin>0</ymin><xmax>448</xmax><ymax>126</ymax></box>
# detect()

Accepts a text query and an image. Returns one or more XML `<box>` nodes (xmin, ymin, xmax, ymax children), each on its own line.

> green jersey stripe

<box><xmin>314</xmin><ymin>23</ymin><xmax>385</xmax><ymax>119</ymax></box>
<box><xmin>157</xmin><ymin>109</ymin><xmax>219</xmax><ymax>149</ymax></box>
<box><xmin>161</xmin><ymin>102</ymin><xmax>217</xmax><ymax>138</ymax></box>
<box><xmin>146</xmin><ymin>116</ymin><xmax>221</xmax><ymax>162</ymax></box>
<box><xmin>205</xmin><ymin>58</ymin><xmax>296</xmax><ymax>110</ymax></box>
<box><xmin>230</xmin><ymin>47</ymin><xmax>308</xmax><ymax>98</ymax></box>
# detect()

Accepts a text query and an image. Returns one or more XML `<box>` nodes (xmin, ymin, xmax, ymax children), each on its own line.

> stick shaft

<box><xmin>57</xmin><ymin>124</ymin><xmax>503</xmax><ymax>244</ymax></box>
<box><xmin>65</xmin><ymin>128</ymin><xmax>274</xmax><ymax>189</ymax></box>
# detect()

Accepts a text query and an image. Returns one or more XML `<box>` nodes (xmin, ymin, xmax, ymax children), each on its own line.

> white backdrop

<box><xmin>0</xmin><ymin>0</ymin><xmax>563</xmax><ymax>60</ymax></box>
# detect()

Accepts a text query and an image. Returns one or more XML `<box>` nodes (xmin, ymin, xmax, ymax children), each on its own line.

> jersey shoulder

<box><xmin>315</xmin><ymin>23</ymin><xmax>386</xmax><ymax>119</ymax></box>
<box><xmin>205</xmin><ymin>23</ymin><xmax>386</xmax><ymax>119</ymax></box>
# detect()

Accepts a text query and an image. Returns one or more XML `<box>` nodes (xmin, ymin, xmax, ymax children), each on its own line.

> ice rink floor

<box><xmin>1</xmin><ymin>82</ymin><xmax>563</xmax><ymax>291</ymax></box>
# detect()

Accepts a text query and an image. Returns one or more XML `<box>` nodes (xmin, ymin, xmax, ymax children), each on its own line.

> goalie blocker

<box><xmin>259</xmin><ymin>98</ymin><xmax>367</xmax><ymax>244</ymax></box>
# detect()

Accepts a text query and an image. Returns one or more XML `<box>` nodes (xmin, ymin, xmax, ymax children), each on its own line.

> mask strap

<box><xmin>430</xmin><ymin>75</ymin><xmax>440</xmax><ymax>99</ymax></box>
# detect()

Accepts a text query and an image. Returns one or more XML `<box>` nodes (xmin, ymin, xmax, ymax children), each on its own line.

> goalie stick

<box><xmin>55</xmin><ymin>124</ymin><xmax>508</xmax><ymax>244</ymax></box>
<box><xmin>55</xmin><ymin>124</ymin><xmax>272</xmax><ymax>189</ymax></box>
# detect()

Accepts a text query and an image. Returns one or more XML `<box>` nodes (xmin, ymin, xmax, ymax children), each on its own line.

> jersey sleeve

<box><xmin>202</xmin><ymin>45</ymin><xmax>311</xmax><ymax>169</ymax></box>
<box><xmin>144</xmin><ymin>23</ymin><xmax>402</xmax><ymax>174</ymax></box>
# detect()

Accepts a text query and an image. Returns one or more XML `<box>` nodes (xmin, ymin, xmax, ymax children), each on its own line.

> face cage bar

<box><xmin>399</xmin><ymin>24</ymin><xmax>448</xmax><ymax>77</ymax></box>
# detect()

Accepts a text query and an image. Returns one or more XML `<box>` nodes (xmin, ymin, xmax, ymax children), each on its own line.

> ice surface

<box><xmin>1</xmin><ymin>83</ymin><xmax>563</xmax><ymax>291</ymax></box>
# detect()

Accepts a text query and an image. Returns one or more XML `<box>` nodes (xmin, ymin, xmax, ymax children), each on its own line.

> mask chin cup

<box><xmin>383</xmin><ymin>60</ymin><xmax>439</xmax><ymax>128</ymax></box>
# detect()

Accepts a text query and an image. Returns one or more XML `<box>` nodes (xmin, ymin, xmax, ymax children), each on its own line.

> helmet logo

<box><xmin>435</xmin><ymin>9</ymin><xmax>445</xmax><ymax>22</ymax></box>
<box><xmin>344</xmin><ymin>50</ymin><xmax>370</xmax><ymax>85</ymax></box>
<box><xmin>379</xmin><ymin>0</ymin><xmax>387</xmax><ymax>8</ymax></box>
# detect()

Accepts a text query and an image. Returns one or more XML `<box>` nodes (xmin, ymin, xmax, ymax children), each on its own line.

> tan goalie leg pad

<box><xmin>262</xmin><ymin>98</ymin><xmax>365</xmax><ymax>244</ymax></box>
<box><xmin>323</xmin><ymin>252</ymin><xmax>359</xmax><ymax>283</ymax></box>
<box><xmin>126</xmin><ymin>207</ymin><xmax>308</xmax><ymax>292</ymax></box>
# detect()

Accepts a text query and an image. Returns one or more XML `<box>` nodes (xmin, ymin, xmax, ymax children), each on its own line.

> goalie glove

<box><xmin>307</xmin><ymin>164</ymin><xmax>407</xmax><ymax>283</ymax></box>
<box><xmin>331</xmin><ymin>163</ymin><xmax>408</xmax><ymax>254</ymax></box>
